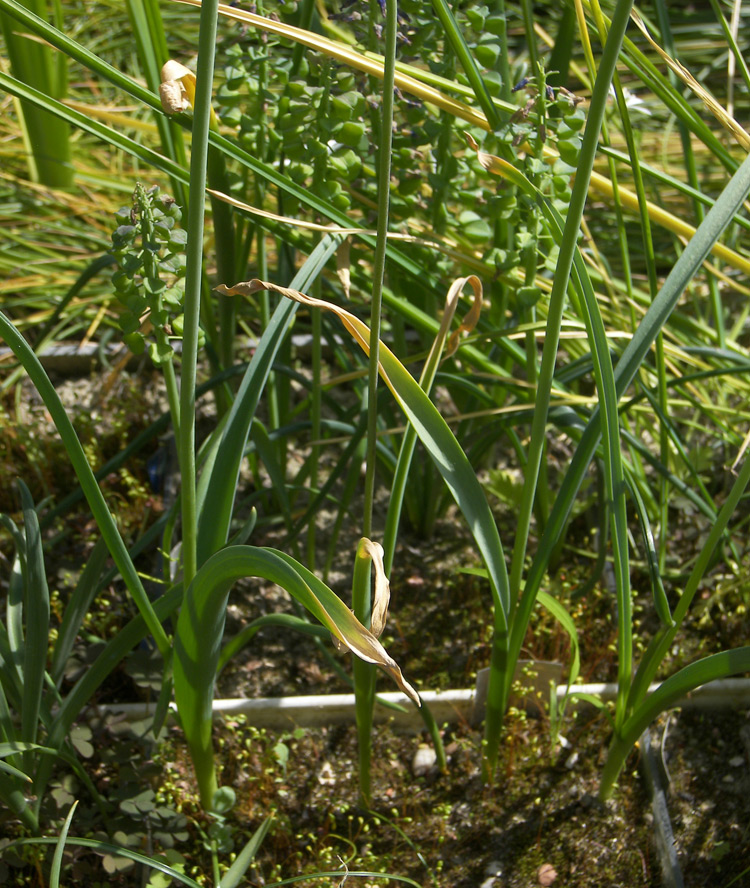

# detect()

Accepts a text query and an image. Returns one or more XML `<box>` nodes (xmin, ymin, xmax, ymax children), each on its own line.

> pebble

<box><xmin>452</xmin><ymin>802</ymin><xmax>471</xmax><ymax>824</ymax></box>
<box><xmin>538</xmin><ymin>862</ymin><xmax>558</xmax><ymax>886</ymax></box>
<box><xmin>565</xmin><ymin>751</ymin><xmax>579</xmax><ymax>770</ymax></box>
<box><xmin>729</xmin><ymin>755</ymin><xmax>744</xmax><ymax>768</ymax></box>
<box><xmin>484</xmin><ymin>860</ymin><xmax>502</xmax><ymax>877</ymax></box>
<box><xmin>412</xmin><ymin>743</ymin><xmax>437</xmax><ymax>776</ymax></box>
<box><xmin>580</xmin><ymin>792</ymin><xmax>596</xmax><ymax>809</ymax></box>
<box><xmin>317</xmin><ymin>762</ymin><xmax>335</xmax><ymax>785</ymax></box>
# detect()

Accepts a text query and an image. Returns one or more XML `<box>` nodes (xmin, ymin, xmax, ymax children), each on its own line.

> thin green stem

<box><xmin>356</xmin><ymin>0</ymin><xmax>396</xmax><ymax>805</ymax></box>
<box><xmin>708</xmin><ymin>0</ymin><xmax>750</xmax><ymax>98</ymax></box>
<box><xmin>432</xmin><ymin>0</ymin><xmax>502</xmax><ymax>130</ymax></box>
<box><xmin>307</xmin><ymin>59</ymin><xmax>331</xmax><ymax>571</ymax></box>
<box><xmin>307</xmin><ymin>306</ymin><xmax>322</xmax><ymax>570</ymax></box>
<box><xmin>179</xmin><ymin>0</ymin><xmax>220</xmax><ymax>588</ymax></box>
<box><xmin>646</xmin><ymin>0</ymin><xmax>701</xmax><ymax>570</ymax></box>
<box><xmin>588</xmin><ymin>0</ymin><xmax>646</xmax><ymax>723</ymax></box>
<box><xmin>520</xmin><ymin>0</ymin><xmax>541</xmax><ymax>90</ymax></box>
<box><xmin>430</xmin><ymin>45</ymin><xmax>456</xmax><ymax>236</ymax></box>
<box><xmin>352</xmin><ymin>544</ymin><xmax>376</xmax><ymax>803</ymax></box>
<box><xmin>210</xmin><ymin>150</ymin><xmax>239</xmax><ymax>372</ymax></box>
<box><xmin>494</xmin><ymin>0</ymin><xmax>513</xmax><ymax>102</ymax></box>
<box><xmin>253</xmin><ymin>41</ymin><xmax>279</xmax><ymax>446</ymax></box>
<box><xmin>211</xmin><ymin>839</ymin><xmax>221</xmax><ymax>886</ymax></box>
<box><xmin>508</xmin><ymin>0</ymin><xmax>636</xmax><ymax>611</ymax></box>
<box><xmin>653</xmin><ymin>2</ymin><xmax>718</xmax><ymax>235</ymax></box>
<box><xmin>362</xmin><ymin>0</ymin><xmax>396</xmax><ymax>541</ymax></box>
<box><xmin>160</xmin><ymin>351</ymin><xmax>181</xmax><ymax>439</ymax></box>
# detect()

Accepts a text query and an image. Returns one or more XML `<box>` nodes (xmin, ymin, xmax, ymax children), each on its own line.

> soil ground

<box><xmin>1</xmin><ymin>366</ymin><xmax>750</xmax><ymax>887</ymax></box>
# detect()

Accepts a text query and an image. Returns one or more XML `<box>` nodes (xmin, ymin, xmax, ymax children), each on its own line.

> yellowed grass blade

<box><xmin>465</xmin><ymin>135</ymin><xmax>750</xmax><ymax>276</ymax></box>
<box><xmin>631</xmin><ymin>10</ymin><xmax>750</xmax><ymax>152</ymax></box>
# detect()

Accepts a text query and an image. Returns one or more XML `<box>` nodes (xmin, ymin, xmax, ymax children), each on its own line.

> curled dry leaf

<box><xmin>336</xmin><ymin>239</ymin><xmax>351</xmax><ymax>300</ymax></box>
<box><xmin>328</xmin><ymin>607</ymin><xmax>420</xmax><ymax>705</ymax></box>
<box><xmin>215</xmin><ymin>278</ymin><xmax>377</xmax><ymax>369</ymax></box>
<box><xmin>159</xmin><ymin>60</ymin><xmax>196</xmax><ymax>115</ymax></box>
<box><xmin>159</xmin><ymin>79</ymin><xmax>189</xmax><ymax>114</ymax></box>
<box><xmin>359</xmin><ymin>538</ymin><xmax>389</xmax><ymax>637</ymax></box>
<box><xmin>465</xmin><ymin>131</ymin><xmax>492</xmax><ymax>166</ymax></box>
<box><xmin>464</xmin><ymin>133</ymin><xmax>537</xmax><ymax>196</ymax></box>
<box><xmin>537</xmin><ymin>863</ymin><xmax>558</xmax><ymax>887</ymax></box>
<box><xmin>329</xmin><ymin>538</ymin><xmax>389</xmax><ymax>649</ymax></box>
<box><xmin>238</xmin><ymin>533</ymin><xmax>417</xmax><ymax>704</ymax></box>
<box><xmin>443</xmin><ymin>275</ymin><xmax>483</xmax><ymax>359</ymax></box>
<box><xmin>465</xmin><ymin>132</ymin><xmax>513</xmax><ymax>178</ymax></box>
<box><xmin>161</xmin><ymin>59</ymin><xmax>194</xmax><ymax>83</ymax></box>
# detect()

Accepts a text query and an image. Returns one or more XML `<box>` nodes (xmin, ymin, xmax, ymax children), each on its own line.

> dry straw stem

<box><xmin>630</xmin><ymin>10</ymin><xmax>750</xmax><ymax>152</ymax></box>
<box><xmin>62</xmin><ymin>100</ymin><xmax>157</xmax><ymax>134</ymax></box>
<box><xmin>206</xmin><ymin>187</ymin><xmax>483</xmax><ymax>268</ymax></box>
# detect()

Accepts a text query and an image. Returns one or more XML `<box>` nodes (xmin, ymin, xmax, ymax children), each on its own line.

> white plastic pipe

<box><xmin>94</xmin><ymin>677</ymin><xmax>750</xmax><ymax>731</ymax></box>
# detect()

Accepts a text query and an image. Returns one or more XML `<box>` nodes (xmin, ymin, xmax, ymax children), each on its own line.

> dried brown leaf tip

<box><xmin>329</xmin><ymin>539</ymin><xmax>389</xmax><ymax>651</ymax></box>
<box><xmin>216</xmin><ymin>278</ymin><xmax>313</xmax><ymax>305</ymax></box>
<box><xmin>464</xmin><ymin>132</ymin><xmax>505</xmax><ymax>176</ymax></box>
<box><xmin>537</xmin><ymin>863</ymin><xmax>558</xmax><ymax>886</ymax></box>
<box><xmin>359</xmin><ymin>538</ymin><xmax>389</xmax><ymax>638</ymax></box>
<box><xmin>159</xmin><ymin>60</ymin><xmax>195</xmax><ymax>114</ymax></box>
<box><xmin>336</xmin><ymin>240</ymin><xmax>351</xmax><ymax>300</ymax></box>
<box><xmin>159</xmin><ymin>79</ymin><xmax>189</xmax><ymax>114</ymax></box>
<box><xmin>322</xmin><ymin>538</ymin><xmax>419</xmax><ymax>706</ymax></box>
<box><xmin>444</xmin><ymin>275</ymin><xmax>483</xmax><ymax>360</ymax></box>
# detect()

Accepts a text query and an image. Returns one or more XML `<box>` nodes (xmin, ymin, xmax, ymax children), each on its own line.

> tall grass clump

<box><xmin>0</xmin><ymin>0</ymin><xmax>417</xmax><ymax>875</ymax></box>
<box><xmin>0</xmin><ymin>0</ymin><xmax>72</xmax><ymax>186</ymax></box>
<box><xmin>1</xmin><ymin>2</ymin><xmax>750</xmax><ymax>879</ymax></box>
